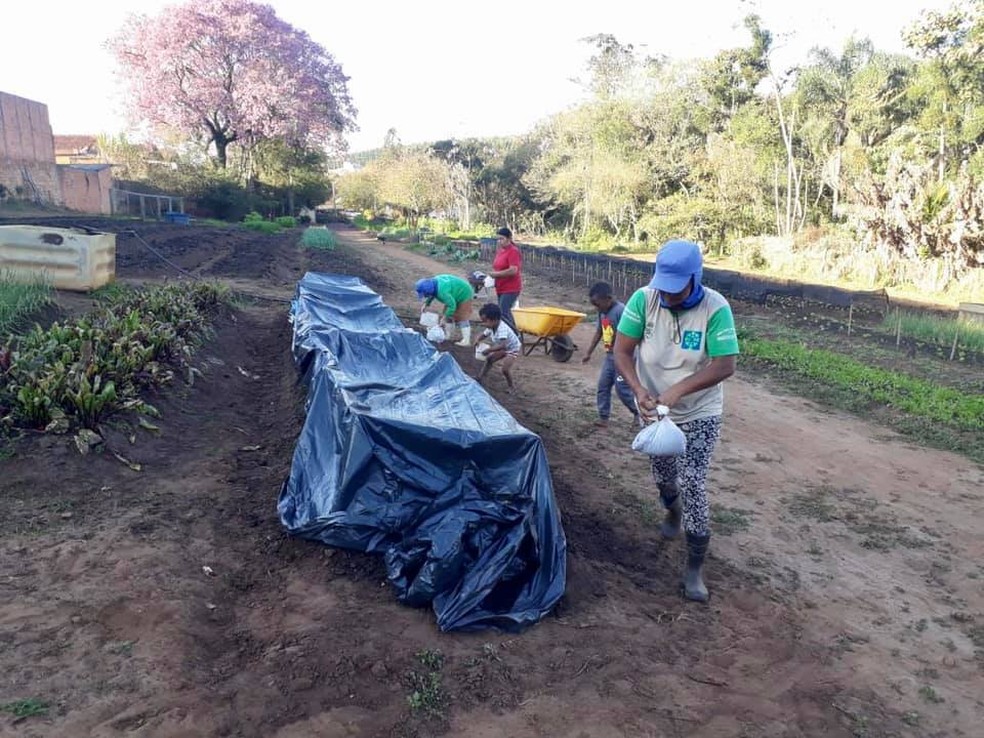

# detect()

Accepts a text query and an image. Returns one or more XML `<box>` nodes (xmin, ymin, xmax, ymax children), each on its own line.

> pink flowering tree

<box><xmin>109</xmin><ymin>0</ymin><xmax>357</xmax><ymax>168</ymax></box>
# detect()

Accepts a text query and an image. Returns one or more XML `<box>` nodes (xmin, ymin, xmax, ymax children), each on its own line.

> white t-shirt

<box><xmin>483</xmin><ymin>322</ymin><xmax>521</xmax><ymax>354</ymax></box>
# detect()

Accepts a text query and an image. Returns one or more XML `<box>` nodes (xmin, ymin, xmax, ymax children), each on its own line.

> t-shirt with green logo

<box><xmin>617</xmin><ymin>286</ymin><xmax>739</xmax><ymax>423</ymax></box>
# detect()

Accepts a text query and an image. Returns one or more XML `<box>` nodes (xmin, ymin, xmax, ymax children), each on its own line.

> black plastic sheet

<box><xmin>278</xmin><ymin>273</ymin><xmax>567</xmax><ymax>631</ymax></box>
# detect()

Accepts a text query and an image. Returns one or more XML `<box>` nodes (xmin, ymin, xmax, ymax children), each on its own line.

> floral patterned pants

<box><xmin>649</xmin><ymin>415</ymin><xmax>722</xmax><ymax>536</ymax></box>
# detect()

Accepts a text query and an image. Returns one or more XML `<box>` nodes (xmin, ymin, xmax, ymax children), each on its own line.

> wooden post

<box><xmin>895</xmin><ymin>308</ymin><xmax>902</xmax><ymax>349</ymax></box>
<box><xmin>949</xmin><ymin>328</ymin><xmax>960</xmax><ymax>361</ymax></box>
<box><xmin>140</xmin><ymin>194</ymin><xmax>146</xmax><ymax>220</ymax></box>
<box><xmin>847</xmin><ymin>304</ymin><xmax>853</xmax><ymax>336</ymax></box>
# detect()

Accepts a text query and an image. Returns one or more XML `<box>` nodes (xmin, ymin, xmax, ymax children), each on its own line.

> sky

<box><xmin>2</xmin><ymin>0</ymin><xmax>956</xmax><ymax>153</ymax></box>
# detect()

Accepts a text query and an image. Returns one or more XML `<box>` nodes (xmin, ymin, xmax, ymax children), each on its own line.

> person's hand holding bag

<box><xmin>631</xmin><ymin>404</ymin><xmax>687</xmax><ymax>456</ymax></box>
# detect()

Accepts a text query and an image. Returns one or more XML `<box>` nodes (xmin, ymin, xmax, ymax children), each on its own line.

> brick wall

<box><xmin>59</xmin><ymin>166</ymin><xmax>112</xmax><ymax>214</ymax></box>
<box><xmin>0</xmin><ymin>91</ymin><xmax>63</xmax><ymax>205</ymax></box>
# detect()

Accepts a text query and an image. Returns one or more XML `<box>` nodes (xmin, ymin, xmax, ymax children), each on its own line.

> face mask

<box><xmin>658</xmin><ymin>277</ymin><xmax>705</xmax><ymax>310</ymax></box>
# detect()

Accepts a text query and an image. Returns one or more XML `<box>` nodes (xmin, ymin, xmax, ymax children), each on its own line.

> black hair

<box><xmin>479</xmin><ymin>303</ymin><xmax>501</xmax><ymax>321</ymax></box>
<box><xmin>496</xmin><ymin>227</ymin><xmax>512</xmax><ymax>239</ymax></box>
<box><xmin>589</xmin><ymin>281</ymin><xmax>613</xmax><ymax>299</ymax></box>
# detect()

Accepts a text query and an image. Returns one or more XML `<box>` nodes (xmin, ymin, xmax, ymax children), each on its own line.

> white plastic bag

<box><xmin>426</xmin><ymin>325</ymin><xmax>447</xmax><ymax>343</ymax></box>
<box><xmin>632</xmin><ymin>407</ymin><xmax>686</xmax><ymax>456</ymax></box>
<box><xmin>483</xmin><ymin>275</ymin><xmax>495</xmax><ymax>289</ymax></box>
<box><xmin>419</xmin><ymin>311</ymin><xmax>439</xmax><ymax>328</ymax></box>
<box><xmin>474</xmin><ymin>342</ymin><xmax>490</xmax><ymax>361</ymax></box>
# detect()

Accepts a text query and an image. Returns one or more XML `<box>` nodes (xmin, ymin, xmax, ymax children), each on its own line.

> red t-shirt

<box><xmin>492</xmin><ymin>244</ymin><xmax>522</xmax><ymax>294</ymax></box>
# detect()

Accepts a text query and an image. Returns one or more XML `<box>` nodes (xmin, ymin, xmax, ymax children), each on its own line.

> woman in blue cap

<box><xmin>415</xmin><ymin>274</ymin><xmax>477</xmax><ymax>346</ymax></box>
<box><xmin>613</xmin><ymin>239</ymin><xmax>739</xmax><ymax>602</ymax></box>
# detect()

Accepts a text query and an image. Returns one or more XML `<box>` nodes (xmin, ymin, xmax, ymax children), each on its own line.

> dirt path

<box><xmin>348</xmin><ymin>228</ymin><xmax>984</xmax><ymax>737</ymax></box>
<box><xmin>0</xmin><ymin>223</ymin><xmax>980</xmax><ymax>738</ymax></box>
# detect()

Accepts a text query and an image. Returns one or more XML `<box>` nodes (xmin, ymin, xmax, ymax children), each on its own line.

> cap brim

<box><xmin>650</xmin><ymin>272</ymin><xmax>691</xmax><ymax>293</ymax></box>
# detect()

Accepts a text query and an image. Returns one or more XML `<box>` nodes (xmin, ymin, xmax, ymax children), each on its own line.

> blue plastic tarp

<box><xmin>278</xmin><ymin>272</ymin><xmax>567</xmax><ymax>631</ymax></box>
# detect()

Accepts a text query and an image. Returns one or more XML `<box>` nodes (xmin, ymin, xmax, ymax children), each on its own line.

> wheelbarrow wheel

<box><xmin>549</xmin><ymin>334</ymin><xmax>576</xmax><ymax>363</ymax></box>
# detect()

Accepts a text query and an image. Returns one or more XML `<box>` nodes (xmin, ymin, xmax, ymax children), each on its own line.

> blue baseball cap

<box><xmin>414</xmin><ymin>278</ymin><xmax>437</xmax><ymax>298</ymax></box>
<box><xmin>650</xmin><ymin>240</ymin><xmax>703</xmax><ymax>293</ymax></box>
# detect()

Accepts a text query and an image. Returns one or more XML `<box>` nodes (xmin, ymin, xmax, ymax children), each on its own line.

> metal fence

<box><xmin>109</xmin><ymin>188</ymin><xmax>185</xmax><ymax>220</ymax></box>
<box><xmin>470</xmin><ymin>238</ymin><xmax>891</xmax><ymax>315</ymax></box>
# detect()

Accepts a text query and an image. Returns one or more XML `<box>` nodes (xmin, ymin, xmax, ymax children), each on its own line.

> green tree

<box><xmin>334</xmin><ymin>168</ymin><xmax>378</xmax><ymax>213</ymax></box>
<box><xmin>904</xmin><ymin>1</ymin><xmax>984</xmax><ymax>180</ymax></box>
<box><xmin>253</xmin><ymin>141</ymin><xmax>330</xmax><ymax>213</ymax></box>
<box><xmin>700</xmin><ymin>15</ymin><xmax>772</xmax><ymax>131</ymax></box>
<box><xmin>376</xmin><ymin>150</ymin><xmax>451</xmax><ymax>226</ymax></box>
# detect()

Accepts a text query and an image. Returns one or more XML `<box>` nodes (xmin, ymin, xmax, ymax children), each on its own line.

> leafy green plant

<box><xmin>300</xmin><ymin>228</ymin><xmax>337</xmax><ymax>251</ymax></box>
<box><xmin>406</xmin><ymin>649</ymin><xmax>447</xmax><ymax>717</ymax></box>
<box><xmin>0</xmin><ymin>283</ymin><xmax>224</xmax><ymax>432</ymax></box>
<box><xmin>275</xmin><ymin>215</ymin><xmax>297</xmax><ymax>228</ymax></box>
<box><xmin>740</xmin><ymin>333</ymin><xmax>984</xmax><ymax>431</ymax></box>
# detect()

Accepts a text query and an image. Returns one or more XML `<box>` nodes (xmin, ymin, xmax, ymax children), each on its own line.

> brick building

<box><xmin>0</xmin><ymin>91</ymin><xmax>112</xmax><ymax>214</ymax></box>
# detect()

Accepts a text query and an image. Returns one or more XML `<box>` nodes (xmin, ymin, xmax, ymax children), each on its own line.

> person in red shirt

<box><xmin>488</xmin><ymin>226</ymin><xmax>522</xmax><ymax>331</ymax></box>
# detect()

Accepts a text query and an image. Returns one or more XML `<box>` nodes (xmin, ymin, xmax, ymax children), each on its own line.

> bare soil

<box><xmin>1</xmin><ymin>222</ymin><xmax>981</xmax><ymax>738</ymax></box>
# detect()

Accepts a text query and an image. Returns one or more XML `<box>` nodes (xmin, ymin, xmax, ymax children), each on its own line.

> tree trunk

<box><xmin>214</xmin><ymin>137</ymin><xmax>229</xmax><ymax>168</ymax></box>
<box><xmin>939</xmin><ymin>123</ymin><xmax>946</xmax><ymax>183</ymax></box>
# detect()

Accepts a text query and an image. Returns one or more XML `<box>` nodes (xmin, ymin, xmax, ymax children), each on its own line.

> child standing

<box><xmin>475</xmin><ymin>303</ymin><xmax>521</xmax><ymax>390</ymax></box>
<box><xmin>582</xmin><ymin>282</ymin><xmax>639</xmax><ymax>427</ymax></box>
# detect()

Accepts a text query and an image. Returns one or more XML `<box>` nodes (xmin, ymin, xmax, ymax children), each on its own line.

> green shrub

<box><xmin>242</xmin><ymin>213</ymin><xmax>281</xmax><ymax>234</ymax></box>
<box><xmin>379</xmin><ymin>226</ymin><xmax>413</xmax><ymax>240</ymax></box>
<box><xmin>275</xmin><ymin>216</ymin><xmax>297</xmax><ymax>228</ymax></box>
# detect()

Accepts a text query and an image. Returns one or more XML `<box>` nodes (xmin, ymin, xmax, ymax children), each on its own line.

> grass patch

<box><xmin>379</xmin><ymin>226</ymin><xmax>413</xmax><ymax>240</ymax></box>
<box><xmin>353</xmin><ymin>214</ymin><xmax>389</xmax><ymax>230</ymax></box>
<box><xmin>788</xmin><ymin>490</ymin><xmax>839</xmax><ymax>522</ymax></box>
<box><xmin>90</xmin><ymin>282</ymin><xmax>132</xmax><ymax>304</ymax></box>
<box><xmin>881</xmin><ymin>310</ymin><xmax>984</xmax><ymax>354</ymax></box>
<box><xmin>1</xmin><ymin>698</ymin><xmax>49</xmax><ymax>718</ymax></box>
<box><xmin>611</xmin><ymin>489</ymin><xmax>660</xmax><ymax>527</ymax></box>
<box><xmin>0</xmin><ymin>271</ymin><xmax>51</xmax><ymax>334</ymax></box>
<box><xmin>788</xmin><ymin>486</ymin><xmax>932</xmax><ymax>551</ymax></box>
<box><xmin>198</xmin><ymin>217</ymin><xmax>232</xmax><ymax>227</ymax></box>
<box><xmin>711</xmin><ymin>505</ymin><xmax>754</xmax><ymax>535</ymax></box>
<box><xmin>966</xmin><ymin>624</ymin><xmax>984</xmax><ymax>648</ymax></box>
<box><xmin>299</xmin><ymin>228</ymin><xmax>337</xmax><ymax>251</ymax></box>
